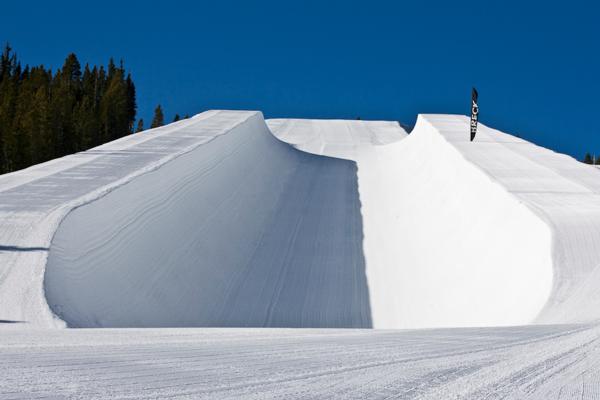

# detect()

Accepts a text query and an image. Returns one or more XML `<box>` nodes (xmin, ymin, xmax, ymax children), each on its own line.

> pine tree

<box><xmin>136</xmin><ymin>119</ymin><xmax>144</xmax><ymax>132</ymax></box>
<box><xmin>75</xmin><ymin>64</ymin><xmax>98</xmax><ymax>151</ymax></box>
<box><xmin>54</xmin><ymin>53</ymin><xmax>82</xmax><ymax>155</ymax></box>
<box><xmin>0</xmin><ymin>45</ymin><xmax>20</xmax><ymax>172</ymax></box>
<box><xmin>0</xmin><ymin>45</ymin><xmax>138</xmax><ymax>174</ymax></box>
<box><xmin>12</xmin><ymin>65</ymin><xmax>34</xmax><ymax>169</ymax></box>
<box><xmin>99</xmin><ymin>65</ymin><xmax>131</xmax><ymax>142</ymax></box>
<box><xmin>151</xmin><ymin>105</ymin><xmax>164</xmax><ymax>128</ymax></box>
<box><xmin>173</xmin><ymin>113</ymin><xmax>180</xmax><ymax>122</ymax></box>
<box><xmin>107</xmin><ymin>58</ymin><xmax>117</xmax><ymax>81</ymax></box>
<box><xmin>30</xmin><ymin>81</ymin><xmax>52</xmax><ymax>163</ymax></box>
<box><xmin>125</xmin><ymin>73</ymin><xmax>136</xmax><ymax>133</ymax></box>
<box><xmin>584</xmin><ymin>152</ymin><xmax>593</xmax><ymax>164</ymax></box>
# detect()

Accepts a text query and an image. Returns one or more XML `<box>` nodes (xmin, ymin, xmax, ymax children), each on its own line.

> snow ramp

<box><xmin>413</xmin><ymin>115</ymin><xmax>600</xmax><ymax>326</ymax></box>
<box><xmin>43</xmin><ymin>111</ymin><xmax>371</xmax><ymax>328</ymax></box>
<box><xmin>269</xmin><ymin>115</ymin><xmax>600</xmax><ymax>329</ymax></box>
<box><xmin>2</xmin><ymin>110</ymin><xmax>600</xmax><ymax>329</ymax></box>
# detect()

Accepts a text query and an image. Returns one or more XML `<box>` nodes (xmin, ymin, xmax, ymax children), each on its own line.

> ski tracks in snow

<box><xmin>1</xmin><ymin>324</ymin><xmax>599</xmax><ymax>399</ymax></box>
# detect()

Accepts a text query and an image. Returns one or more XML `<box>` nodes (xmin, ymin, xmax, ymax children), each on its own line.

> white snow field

<box><xmin>1</xmin><ymin>323</ymin><xmax>599</xmax><ymax>399</ymax></box>
<box><xmin>2</xmin><ymin>109</ymin><xmax>600</xmax><ymax>398</ymax></box>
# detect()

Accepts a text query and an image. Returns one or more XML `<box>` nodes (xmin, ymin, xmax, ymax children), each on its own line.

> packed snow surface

<box><xmin>2</xmin><ymin>109</ymin><xmax>600</xmax><ymax>397</ymax></box>
<box><xmin>45</xmin><ymin>112</ymin><xmax>370</xmax><ymax>328</ymax></box>
<box><xmin>269</xmin><ymin>115</ymin><xmax>600</xmax><ymax>327</ymax></box>
<box><xmin>2</xmin><ymin>111</ymin><xmax>600</xmax><ymax>328</ymax></box>
<box><xmin>269</xmin><ymin>117</ymin><xmax>553</xmax><ymax>328</ymax></box>
<box><xmin>2</xmin><ymin>324</ymin><xmax>600</xmax><ymax>399</ymax></box>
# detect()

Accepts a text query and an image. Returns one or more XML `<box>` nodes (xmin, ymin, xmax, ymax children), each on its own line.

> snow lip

<box><xmin>0</xmin><ymin>111</ymin><xmax>221</xmax><ymax>193</ymax></box>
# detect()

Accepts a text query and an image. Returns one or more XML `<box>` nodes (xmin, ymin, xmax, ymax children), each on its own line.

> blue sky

<box><xmin>2</xmin><ymin>1</ymin><xmax>599</xmax><ymax>158</ymax></box>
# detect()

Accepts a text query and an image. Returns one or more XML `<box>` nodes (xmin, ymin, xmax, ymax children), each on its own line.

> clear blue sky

<box><xmin>2</xmin><ymin>0</ymin><xmax>599</xmax><ymax>159</ymax></box>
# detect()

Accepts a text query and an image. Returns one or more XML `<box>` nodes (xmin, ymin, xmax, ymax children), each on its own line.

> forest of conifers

<box><xmin>0</xmin><ymin>45</ymin><xmax>137</xmax><ymax>174</ymax></box>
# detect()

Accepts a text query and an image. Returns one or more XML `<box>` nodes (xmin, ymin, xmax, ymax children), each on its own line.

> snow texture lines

<box><xmin>45</xmin><ymin>112</ymin><xmax>371</xmax><ymax>328</ymax></box>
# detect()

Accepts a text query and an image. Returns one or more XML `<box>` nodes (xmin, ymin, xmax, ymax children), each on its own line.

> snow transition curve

<box><xmin>2</xmin><ymin>110</ymin><xmax>599</xmax><ymax>329</ymax></box>
<box><xmin>45</xmin><ymin>112</ymin><xmax>371</xmax><ymax>328</ymax></box>
<box><xmin>269</xmin><ymin>117</ymin><xmax>552</xmax><ymax>328</ymax></box>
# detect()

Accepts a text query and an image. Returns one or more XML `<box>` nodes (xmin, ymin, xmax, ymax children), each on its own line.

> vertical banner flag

<box><xmin>470</xmin><ymin>87</ymin><xmax>479</xmax><ymax>141</ymax></box>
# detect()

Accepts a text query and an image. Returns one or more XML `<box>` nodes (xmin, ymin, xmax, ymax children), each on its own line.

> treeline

<box><xmin>145</xmin><ymin>104</ymin><xmax>190</xmax><ymax>130</ymax></box>
<box><xmin>0</xmin><ymin>44</ymin><xmax>136</xmax><ymax>174</ymax></box>
<box><xmin>583</xmin><ymin>153</ymin><xmax>600</xmax><ymax>165</ymax></box>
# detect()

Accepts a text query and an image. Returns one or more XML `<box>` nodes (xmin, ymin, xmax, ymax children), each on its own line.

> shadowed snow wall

<box><xmin>45</xmin><ymin>113</ymin><xmax>371</xmax><ymax>328</ymax></box>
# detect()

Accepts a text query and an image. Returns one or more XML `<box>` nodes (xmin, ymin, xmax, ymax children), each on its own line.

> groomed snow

<box><xmin>1</xmin><ymin>323</ymin><xmax>599</xmax><ymax>399</ymax></box>
<box><xmin>269</xmin><ymin>115</ymin><xmax>600</xmax><ymax>328</ymax></box>
<box><xmin>266</xmin><ymin>118</ymin><xmax>406</xmax><ymax>160</ymax></box>
<box><xmin>429</xmin><ymin>115</ymin><xmax>600</xmax><ymax>326</ymax></box>
<box><xmin>0</xmin><ymin>111</ymin><xmax>254</xmax><ymax>326</ymax></box>
<box><xmin>270</xmin><ymin>117</ymin><xmax>553</xmax><ymax>328</ymax></box>
<box><xmin>44</xmin><ymin>112</ymin><xmax>371</xmax><ymax>328</ymax></box>
<box><xmin>2</xmin><ymin>111</ymin><xmax>600</xmax><ymax>329</ymax></box>
<box><xmin>2</xmin><ymin>109</ymin><xmax>600</xmax><ymax>398</ymax></box>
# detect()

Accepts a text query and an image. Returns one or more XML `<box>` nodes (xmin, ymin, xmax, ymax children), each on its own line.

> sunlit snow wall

<box><xmin>269</xmin><ymin>116</ymin><xmax>554</xmax><ymax>329</ymax></box>
<box><xmin>358</xmin><ymin>116</ymin><xmax>553</xmax><ymax>328</ymax></box>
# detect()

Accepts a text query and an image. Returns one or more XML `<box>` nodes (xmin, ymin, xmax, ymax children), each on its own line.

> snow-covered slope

<box><xmin>2</xmin><ymin>323</ymin><xmax>598</xmax><ymax>399</ymax></box>
<box><xmin>0</xmin><ymin>110</ymin><xmax>245</xmax><ymax>327</ymax></box>
<box><xmin>2</xmin><ymin>110</ymin><xmax>600</xmax><ymax>330</ymax></box>
<box><xmin>269</xmin><ymin>117</ymin><xmax>552</xmax><ymax>328</ymax></box>
<box><xmin>269</xmin><ymin>115</ymin><xmax>600</xmax><ymax>328</ymax></box>
<box><xmin>423</xmin><ymin>115</ymin><xmax>600</xmax><ymax>326</ymax></box>
<box><xmin>43</xmin><ymin>111</ymin><xmax>371</xmax><ymax>328</ymax></box>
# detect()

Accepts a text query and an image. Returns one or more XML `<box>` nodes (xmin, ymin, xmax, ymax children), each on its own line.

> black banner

<box><xmin>470</xmin><ymin>87</ymin><xmax>479</xmax><ymax>141</ymax></box>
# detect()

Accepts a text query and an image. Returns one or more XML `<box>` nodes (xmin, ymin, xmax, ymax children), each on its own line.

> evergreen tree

<box><xmin>136</xmin><ymin>119</ymin><xmax>144</xmax><ymax>132</ymax></box>
<box><xmin>0</xmin><ymin>44</ymin><xmax>137</xmax><ymax>174</ymax></box>
<box><xmin>0</xmin><ymin>45</ymin><xmax>20</xmax><ymax>172</ymax></box>
<box><xmin>173</xmin><ymin>113</ymin><xmax>180</xmax><ymax>122</ymax></box>
<box><xmin>125</xmin><ymin>73</ymin><xmax>136</xmax><ymax>133</ymax></box>
<box><xmin>107</xmin><ymin>58</ymin><xmax>117</xmax><ymax>81</ymax></box>
<box><xmin>584</xmin><ymin>152</ymin><xmax>593</xmax><ymax>164</ymax></box>
<box><xmin>76</xmin><ymin>64</ymin><xmax>99</xmax><ymax>151</ymax></box>
<box><xmin>99</xmin><ymin>67</ymin><xmax>128</xmax><ymax>142</ymax></box>
<box><xmin>151</xmin><ymin>104</ymin><xmax>164</xmax><ymax>128</ymax></box>
<box><xmin>53</xmin><ymin>53</ymin><xmax>82</xmax><ymax>155</ymax></box>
